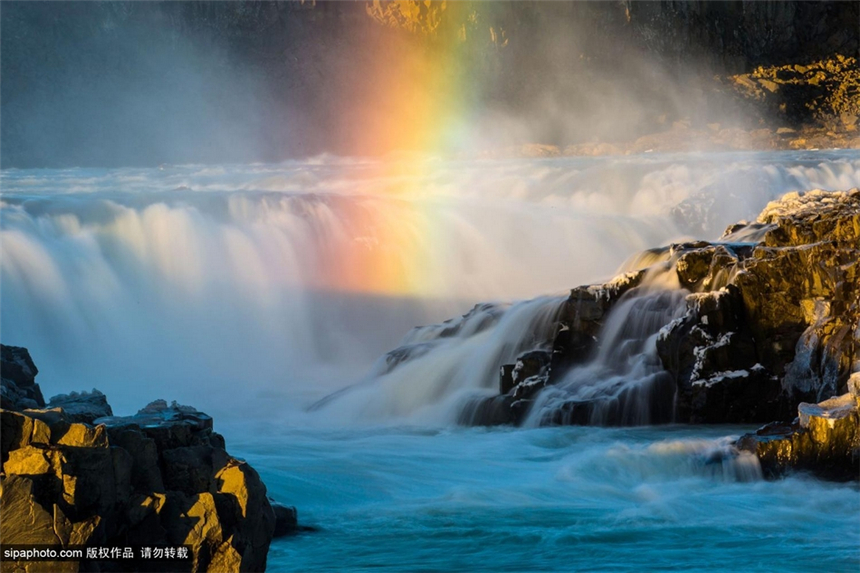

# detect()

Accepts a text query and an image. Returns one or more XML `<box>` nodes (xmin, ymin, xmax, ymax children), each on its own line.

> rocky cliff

<box><xmin>0</xmin><ymin>347</ymin><xmax>299</xmax><ymax>572</ymax></box>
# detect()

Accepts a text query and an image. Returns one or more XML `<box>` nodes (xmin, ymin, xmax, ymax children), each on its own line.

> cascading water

<box><xmin>525</xmin><ymin>288</ymin><xmax>689</xmax><ymax>427</ymax></box>
<box><xmin>311</xmin><ymin>296</ymin><xmax>565</xmax><ymax>424</ymax></box>
<box><xmin>2</xmin><ymin>151</ymin><xmax>860</xmax><ymax>421</ymax></box>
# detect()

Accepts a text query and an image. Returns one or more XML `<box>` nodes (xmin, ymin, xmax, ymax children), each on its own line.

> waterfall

<box><xmin>312</xmin><ymin>296</ymin><xmax>565</xmax><ymax>423</ymax></box>
<box><xmin>525</xmin><ymin>288</ymin><xmax>689</xmax><ymax>426</ymax></box>
<box><xmin>2</xmin><ymin>152</ymin><xmax>858</xmax><ymax>420</ymax></box>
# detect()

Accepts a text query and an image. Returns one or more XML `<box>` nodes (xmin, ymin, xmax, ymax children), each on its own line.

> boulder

<box><xmin>215</xmin><ymin>461</ymin><xmax>275</xmax><ymax>571</ymax></box>
<box><xmin>659</xmin><ymin>190</ymin><xmax>859</xmax><ymax>423</ymax></box>
<box><xmin>270</xmin><ymin>500</ymin><xmax>299</xmax><ymax>537</ymax></box>
<box><xmin>550</xmin><ymin>270</ymin><xmax>646</xmax><ymax>370</ymax></box>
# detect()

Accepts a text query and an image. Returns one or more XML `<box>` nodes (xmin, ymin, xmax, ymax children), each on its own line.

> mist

<box><xmin>4</xmin><ymin>1</ymin><xmax>855</xmax><ymax>168</ymax></box>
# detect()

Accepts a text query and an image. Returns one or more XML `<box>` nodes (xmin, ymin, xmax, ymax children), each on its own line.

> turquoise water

<box><xmin>227</xmin><ymin>424</ymin><xmax>860</xmax><ymax>572</ymax></box>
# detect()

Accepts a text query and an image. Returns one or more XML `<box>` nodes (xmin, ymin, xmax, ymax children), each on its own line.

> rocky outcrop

<box><xmin>465</xmin><ymin>189</ymin><xmax>859</xmax><ymax>435</ymax></box>
<box><xmin>737</xmin><ymin>388</ymin><xmax>860</xmax><ymax>480</ymax></box>
<box><xmin>0</xmin><ymin>346</ymin><xmax>303</xmax><ymax>572</ymax></box>
<box><xmin>639</xmin><ymin>189</ymin><xmax>857</xmax><ymax>424</ymax></box>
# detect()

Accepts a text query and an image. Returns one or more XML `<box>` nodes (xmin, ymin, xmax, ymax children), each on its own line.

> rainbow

<box><xmin>306</xmin><ymin>3</ymin><xmax>485</xmax><ymax>298</ymax></box>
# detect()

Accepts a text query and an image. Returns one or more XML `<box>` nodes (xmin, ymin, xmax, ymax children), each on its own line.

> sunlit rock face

<box><xmin>729</xmin><ymin>55</ymin><xmax>860</xmax><ymax>126</ymax></box>
<box><xmin>0</xmin><ymin>347</ymin><xmax>298</xmax><ymax>572</ymax></box>
<box><xmin>737</xmin><ymin>392</ymin><xmax>860</xmax><ymax>480</ymax></box>
<box><xmin>662</xmin><ymin>189</ymin><xmax>860</xmax><ymax>422</ymax></box>
<box><xmin>464</xmin><ymin>189</ymin><xmax>859</xmax><ymax>429</ymax></box>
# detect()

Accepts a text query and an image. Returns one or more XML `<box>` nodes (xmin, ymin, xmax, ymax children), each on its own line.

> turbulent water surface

<box><xmin>226</xmin><ymin>423</ymin><xmax>859</xmax><ymax>573</ymax></box>
<box><xmin>2</xmin><ymin>150</ymin><xmax>860</xmax><ymax>571</ymax></box>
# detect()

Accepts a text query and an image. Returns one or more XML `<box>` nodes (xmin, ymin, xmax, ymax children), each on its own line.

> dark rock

<box><xmin>1</xmin><ymin>409</ymin><xmax>51</xmax><ymax>465</ymax></box>
<box><xmin>507</xmin><ymin>350</ymin><xmax>552</xmax><ymax>401</ymax></box>
<box><xmin>162</xmin><ymin>446</ymin><xmax>230</xmax><ymax>496</ymax></box>
<box><xmin>659</xmin><ymin>190</ymin><xmax>859</xmax><ymax>424</ymax></box>
<box><xmin>105</xmin><ymin>425</ymin><xmax>165</xmax><ymax>493</ymax></box>
<box><xmin>270</xmin><ymin>499</ymin><xmax>298</xmax><ymax>537</ymax></box>
<box><xmin>783</xmin><ymin>319</ymin><xmax>855</xmax><ymax>404</ymax></box>
<box><xmin>215</xmin><ymin>461</ymin><xmax>276</xmax><ymax>571</ymax></box>
<box><xmin>95</xmin><ymin>399</ymin><xmax>219</xmax><ymax>451</ymax></box>
<box><xmin>463</xmin><ymin>189</ymin><xmax>859</xmax><ymax>433</ymax></box>
<box><xmin>549</xmin><ymin>269</ymin><xmax>645</xmax><ymax>376</ymax></box>
<box><xmin>1</xmin><ymin>345</ymin><xmax>40</xmax><ymax>392</ymax></box>
<box><xmin>1</xmin><ymin>345</ymin><xmax>45</xmax><ymax>411</ymax></box>
<box><xmin>511</xmin><ymin>350</ymin><xmax>551</xmax><ymax>385</ymax></box>
<box><xmin>538</xmin><ymin>370</ymin><xmax>676</xmax><ymax>427</ymax></box>
<box><xmin>688</xmin><ymin>365</ymin><xmax>784</xmax><ymax>424</ymax></box>
<box><xmin>47</xmin><ymin>389</ymin><xmax>113</xmax><ymax>424</ymax></box>
<box><xmin>0</xmin><ymin>475</ymin><xmax>69</xmax><ymax>545</ymax></box>
<box><xmin>499</xmin><ymin>364</ymin><xmax>516</xmax><ymax>395</ymax></box>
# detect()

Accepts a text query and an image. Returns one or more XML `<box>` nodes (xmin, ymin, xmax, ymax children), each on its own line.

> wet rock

<box><xmin>539</xmin><ymin>370</ymin><xmax>676</xmax><ymax>427</ymax></box>
<box><xmin>675</xmin><ymin>246</ymin><xmax>717</xmax><ymax>286</ymax></box>
<box><xmin>457</xmin><ymin>395</ymin><xmax>513</xmax><ymax>426</ymax></box>
<box><xmin>270</xmin><ymin>499</ymin><xmax>299</xmax><ymax>537</ymax></box>
<box><xmin>689</xmin><ymin>365</ymin><xmax>784</xmax><ymax>424</ymax></box>
<box><xmin>511</xmin><ymin>351</ymin><xmax>551</xmax><ymax>386</ymax></box>
<box><xmin>656</xmin><ymin>286</ymin><xmax>786</xmax><ymax>423</ymax></box>
<box><xmin>215</xmin><ymin>461</ymin><xmax>275</xmax><ymax>571</ymax></box>
<box><xmin>550</xmin><ymin>269</ymin><xmax>645</xmax><ymax>374</ymax></box>
<box><xmin>783</xmin><ymin>319</ymin><xmax>855</xmax><ymax>403</ymax></box>
<box><xmin>738</xmin><ymin>393</ymin><xmax>860</xmax><ymax>480</ymax></box>
<box><xmin>463</xmin><ymin>190</ymin><xmax>857</xmax><ymax>431</ymax></box>
<box><xmin>499</xmin><ymin>364</ymin><xmax>516</xmax><ymax>395</ymax></box>
<box><xmin>503</xmin><ymin>350</ymin><xmax>552</xmax><ymax>402</ymax></box>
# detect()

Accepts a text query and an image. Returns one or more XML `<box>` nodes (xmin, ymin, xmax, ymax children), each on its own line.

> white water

<box><xmin>2</xmin><ymin>151</ymin><xmax>859</xmax><ymax>418</ymax></box>
<box><xmin>527</xmin><ymin>287</ymin><xmax>689</xmax><ymax>427</ymax></box>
